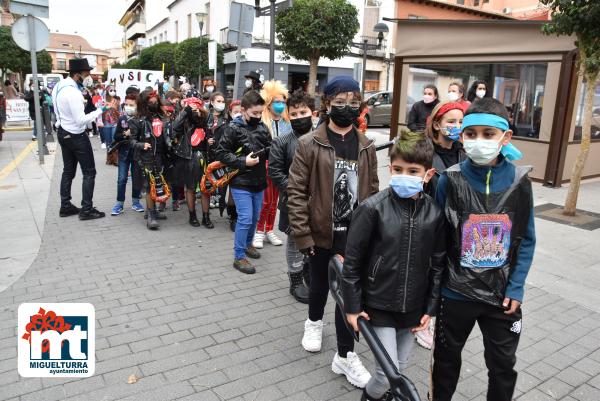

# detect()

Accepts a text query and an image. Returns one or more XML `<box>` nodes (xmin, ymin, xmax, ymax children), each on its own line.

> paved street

<box><xmin>1</xmin><ymin>129</ymin><xmax>600</xmax><ymax>400</ymax></box>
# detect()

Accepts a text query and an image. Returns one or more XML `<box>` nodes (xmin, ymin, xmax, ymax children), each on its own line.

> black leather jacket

<box><xmin>342</xmin><ymin>188</ymin><xmax>447</xmax><ymax>316</ymax></box>
<box><xmin>129</xmin><ymin>115</ymin><xmax>171</xmax><ymax>167</ymax></box>
<box><xmin>214</xmin><ymin>117</ymin><xmax>272</xmax><ymax>191</ymax></box>
<box><xmin>172</xmin><ymin>106</ymin><xmax>210</xmax><ymax>159</ymax></box>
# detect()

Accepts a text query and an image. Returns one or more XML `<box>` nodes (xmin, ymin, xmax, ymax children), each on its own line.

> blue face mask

<box><xmin>272</xmin><ymin>101</ymin><xmax>285</xmax><ymax>115</ymax></box>
<box><xmin>389</xmin><ymin>174</ymin><xmax>424</xmax><ymax>198</ymax></box>
<box><xmin>443</xmin><ymin>126</ymin><xmax>461</xmax><ymax>141</ymax></box>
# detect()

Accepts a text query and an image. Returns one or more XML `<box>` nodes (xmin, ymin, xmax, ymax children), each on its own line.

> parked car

<box><xmin>365</xmin><ymin>91</ymin><xmax>415</xmax><ymax>127</ymax></box>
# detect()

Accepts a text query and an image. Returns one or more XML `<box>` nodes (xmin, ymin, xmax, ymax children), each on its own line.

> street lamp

<box><xmin>196</xmin><ymin>12</ymin><xmax>208</xmax><ymax>91</ymax></box>
<box><xmin>352</xmin><ymin>22</ymin><xmax>389</xmax><ymax>97</ymax></box>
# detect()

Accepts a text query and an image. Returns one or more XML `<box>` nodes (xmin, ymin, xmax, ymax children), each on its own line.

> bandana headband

<box><xmin>462</xmin><ymin>113</ymin><xmax>509</xmax><ymax>132</ymax></box>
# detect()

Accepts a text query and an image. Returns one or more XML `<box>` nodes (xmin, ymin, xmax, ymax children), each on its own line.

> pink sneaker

<box><xmin>415</xmin><ymin>320</ymin><xmax>434</xmax><ymax>350</ymax></box>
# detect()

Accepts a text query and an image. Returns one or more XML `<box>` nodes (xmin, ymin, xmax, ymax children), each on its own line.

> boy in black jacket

<box><xmin>342</xmin><ymin>131</ymin><xmax>446</xmax><ymax>401</ymax></box>
<box><xmin>215</xmin><ymin>90</ymin><xmax>272</xmax><ymax>274</ymax></box>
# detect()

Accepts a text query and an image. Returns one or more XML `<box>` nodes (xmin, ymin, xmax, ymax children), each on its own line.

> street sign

<box><xmin>227</xmin><ymin>30</ymin><xmax>252</xmax><ymax>49</ymax></box>
<box><xmin>11</xmin><ymin>16</ymin><xmax>49</xmax><ymax>52</ymax></box>
<box><xmin>9</xmin><ymin>0</ymin><xmax>49</xmax><ymax>19</ymax></box>
<box><xmin>229</xmin><ymin>2</ymin><xmax>255</xmax><ymax>37</ymax></box>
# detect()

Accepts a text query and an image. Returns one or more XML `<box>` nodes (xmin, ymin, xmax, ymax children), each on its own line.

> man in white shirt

<box><xmin>53</xmin><ymin>58</ymin><xmax>105</xmax><ymax>220</ymax></box>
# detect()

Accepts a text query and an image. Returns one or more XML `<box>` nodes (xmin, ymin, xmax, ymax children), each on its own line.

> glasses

<box><xmin>331</xmin><ymin>99</ymin><xmax>361</xmax><ymax>109</ymax></box>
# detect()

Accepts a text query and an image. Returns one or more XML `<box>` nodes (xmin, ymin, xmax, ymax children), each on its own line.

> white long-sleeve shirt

<box><xmin>52</xmin><ymin>77</ymin><xmax>102</xmax><ymax>134</ymax></box>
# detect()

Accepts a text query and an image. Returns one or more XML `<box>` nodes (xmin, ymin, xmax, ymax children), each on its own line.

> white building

<box><xmin>123</xmin><ymin>0</ymin><xmax>396</xmax><ymax>95</ymax></box>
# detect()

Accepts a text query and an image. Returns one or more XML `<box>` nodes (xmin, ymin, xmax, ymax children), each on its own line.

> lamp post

<box><xmin>352</xmin><ymin>22</ymin><xmax>389</xmax><ymax>97</ymax></box>
<box><xmin>196</xmin><ymin>12</ymin><xmax>208</xmax><ymax>91</ymax></box>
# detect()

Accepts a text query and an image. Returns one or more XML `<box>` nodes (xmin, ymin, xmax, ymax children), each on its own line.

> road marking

<box><xmin>0</xmin><ymin>142</ymin><xmax>37</xmax><ymax>181</ymax></box>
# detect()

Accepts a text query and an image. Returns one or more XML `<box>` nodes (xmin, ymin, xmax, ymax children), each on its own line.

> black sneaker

<box><xmin>245</xmin><ymin>246</ymin><xmax>261</xmax><ymax>259</ymax></box>
<box><xmin>79</xmin><ymin>207</ymin><xmax>106</xmax><ymax>220</ymax></box>
<box><xmin>233</xmin><ymin>258</ymin><xmax>256</xmax><ymax>274</ymax></box>
<box><xmin>59</xmin><ymin>203</ymin><xmax>80</xmax><ymax>217</ymax></box>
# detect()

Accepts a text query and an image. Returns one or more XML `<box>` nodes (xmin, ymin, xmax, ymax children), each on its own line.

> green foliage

<box><xmin>541</xmin><ymin>0</ymin><xmax>600</xmax><ymax>78</ymax></box>
<box><xmin>124</xmin><ymin>58</ymin><xmax>141</xmax><ymax>69</ymax></box>
<box><xmin>275</xmin><ymin>0</ymin><xmax>360</xmax><ymax>62</ymax></box>
<box><xmin>173</xmin><ymin>37</ymin><xmax>223</xmax><ymax>79</ymax></box>
<box><xmin>0</xmin><ymin>26</ymin><xmax>51</xmax><ymax>75</ymax></box>
<box><xmin>138</xmin><ymin>42</ymin><xmax>176</xmax><ymax>72</ymax></box>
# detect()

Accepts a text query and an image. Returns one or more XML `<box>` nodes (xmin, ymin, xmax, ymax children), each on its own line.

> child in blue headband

<box><xmin>432</xmin><ymin>98</ymin><xmax>536</xmax><ymax>401</ymax></box>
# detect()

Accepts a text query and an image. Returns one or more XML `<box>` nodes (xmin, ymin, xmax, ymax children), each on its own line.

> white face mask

<box><xmin>447</xmin><ymin>92</ymin><xmax>460</xmax><ymax>102</ymax></box>
<box><xmin>83</xmin><ymin>76</ymin><xmax>94</xmax><ymax>88</ymax></box>
<box><xmin>124</xmin><ymin>105</ymin><xmax>136</xmax><ymax>116</ymax></box>
<box><xmin>463</xmin><ymin>133</ymin><xmax>506</xmax><ymax>165</ymax></box>
<box><xmin>109</xmin><ymin>90</ymin><xmax>116</xmax><ymax>96</ymax></box>
<box><xmin>213</xmin><ymin>102</ymin><xmax>225</xmax><ymax>112</ymax></box>
<box><xmin>206</xmin><ymin>86</ymin><xmax>214</xmax><ymax>93</ymax></box>
<box><xmin>245</xmin><ymin>79</ymin><xmax>253</xmax><ymax>88</ymax></box>
<box><xmin>233</xmin><ymin>112</ymin><xmax>242</xmax><ymax>119</ymax></box>
<box><xmin>476</xmin><ymin>89</ymin><xmax>486</xmax><ymax>99</ymax></box>
<box><xmin>423</xmin><ymin>95</ymin><xmax>434</xmax><ymax>104</ymax></box>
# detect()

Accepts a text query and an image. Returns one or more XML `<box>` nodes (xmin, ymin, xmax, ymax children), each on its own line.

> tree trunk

<box><xmin>563</xmin><ymin>69</ymin><xmax>598</xmax><ymax>216</ymax></box>
<box><xmin>307</xmin><ymin>56</ymin><xmax>319</xmax><ymax>96</ymax></box>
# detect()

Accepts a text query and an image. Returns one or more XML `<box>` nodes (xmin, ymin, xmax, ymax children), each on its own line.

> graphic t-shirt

<box><xmin>327</xmin><ymin>127</ymin><xmax>359</xmax><ymax>255</ymax></box>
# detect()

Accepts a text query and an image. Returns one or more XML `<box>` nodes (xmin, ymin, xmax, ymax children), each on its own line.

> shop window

<box><xmin>574</xmin><ymin>81</ymin><xmax>600</xmax><ymax>141</ymax></box>
<box><xmin>407</xmin><ymin>62</ymin><xmax>548</xmax><ymax>138</ymax></box>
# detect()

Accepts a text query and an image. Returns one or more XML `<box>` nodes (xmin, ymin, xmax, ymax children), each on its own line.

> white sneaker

<box><xmin>252</xmin><ymin>231</ymin><xmax>265</xmax><ymax>249</ymax></box>
<box><xmin>301</xmin><ymin>319</ymin><xmax>323</xmax><ymax>352</ymax></box>
<box><xmin>331</xmin><ymin>351</ymin><xmax>372</xmax><ymax>388</ymax></box>
<box><xmin>266</xmin><ymin>231</ymin><xmax>283</xmax><ymax>246</ymax></box>
<box><xmin>88</xmin><ymin>132</ymin><xmax>93</xmax><ymax>138</ymax></box>
<box><xmin>101</xmin><ymin>143</ymin><xmax>106</xmax><ymax>149</ymax></box>
<box><xmin>415</xmin><ymin>319</ymin><xmax>434</xmax><ymax>350</ymax></box>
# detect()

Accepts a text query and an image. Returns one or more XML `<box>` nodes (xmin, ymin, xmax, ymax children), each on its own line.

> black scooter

<box><xmin>328</xmin><ymin>254</ymin><xmax>422</xmax><ymax>401</ymax></box>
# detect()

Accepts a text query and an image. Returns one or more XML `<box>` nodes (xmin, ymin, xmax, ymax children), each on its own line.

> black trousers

<box><xmin>57</xmin><ymin>128</ymin><xmax>97</xmax><ymax>211</ymax></box>
<box><xmin>308</xmin><ymin>246</ymin><xmax>354</xmax><ymax>357</ymax></box>
<box><xmin>432</xmin><ymin>297</ymin><xmax>522</xmax><ymax>401</ymax></box>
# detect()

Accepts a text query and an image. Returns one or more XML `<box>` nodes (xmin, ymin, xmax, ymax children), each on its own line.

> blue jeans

<box><xmin>117</xmin><ymin>147</ymin><xmax>141</xmax><ymax>203</ymax></box>
<box><xmin>101</xmin><ymin>125</ymin><xmax>116</xmax><ymax>145</ymax></box>
<box><xmin>231</xmin><ymin>188</ymin><xmax>264</xmax><ymax>260</ymax></box>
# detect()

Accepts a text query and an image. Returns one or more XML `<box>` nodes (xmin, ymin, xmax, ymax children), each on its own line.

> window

<box><xmin>175</xmin><ymin>20</ymin><xmax>179</xmax><ymax>42</ymax></box>
<box><xmin>159</xmin><ymin>33</ymin><xmax>163</xmax><ymax>42</ymax></box>
<box><xmin>457</xmin><ymin>0</ymin><xmax>465</xmax><ymax>4</ymax></box>
<box><xmin>188</xmin><ymin>14</ymin><xmax>192</xmax><ymax>38</ymax></box>
<box><xmin>164</xmin><ymin>30</ymin><xmax>168</xmax><ymax>41</ymax></box>
<box><xmin>574</xmin><ymin>81</ymin><xmax>600</xmax><ymax>140</ymax></box>
<box><xmin>474</xmin><ymin>0</ymin><xmax>480</xmax><ymax>6</ymax></box>
<box><xmin>56</xmin><ymin>60</ymin><xmax>67</xmax><ymax>70</ymax></box>
<box><xmin>407</xmin><ymin>62</ymin><xmax>549</xmax><ymax>138</ymax></box>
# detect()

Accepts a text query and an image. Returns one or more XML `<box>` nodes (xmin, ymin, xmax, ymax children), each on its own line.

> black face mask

<box><xmin>148</xmin><ymin>103</ymin><xmax>160</xmax><ymax>113</ymax></box>
<box><xmin>329</xmin><ymin>105</ymin><xmax>359</xmax><ymax>128</ymax></box>
<box><xmin>290</xmin><ymin>116</ymin><xmax>313</xmax><ymax>135</ymax></box>
<box><xmin>191</xmin><ymin>114</ymin><xmax>204</xmax><ymax>127</ymax></box>
<box><xmin>246</xmin><ymin>116</ymin><xmax>261</xmax><ymax>127</ymax></box>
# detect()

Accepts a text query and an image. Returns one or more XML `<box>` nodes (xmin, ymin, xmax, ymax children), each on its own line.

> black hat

<box><xmin>244</xmin><ymin>71</ymin><xmax>260</xmax><ymax>82</ymax></box>
<box><xmin>68</xmin><ymin>58</ymin><xmax>93</xmax><ymax>73</ymax></box>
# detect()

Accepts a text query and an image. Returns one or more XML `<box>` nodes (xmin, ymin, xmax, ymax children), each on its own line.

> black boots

<box><xmin>361</xmin><ymin>389</ymin><xmax>393</xmax><ymax>401</ymax></box>
<box><xmin>227</xmin><ymin>205</ymin><xmax>237</xmax><ymax>232</ymax></box>
<box><xmin>202</xmin><ymin>212</ymin><xmax>214</xmax><ymax>229</ymax></box>
<box><xmin>189</xmin><ymin>210</ymin><xmax>200</xmax><ymax>227</ymax></box>
<box><xmin>288</xmin><ymin>271</ymin><xmax>309</xmax><ymax>304</ymax></box>
<box><xmin>147</xmin><ymin>210</ymin><xmax>159</xmax><ymax>230</ymax></box>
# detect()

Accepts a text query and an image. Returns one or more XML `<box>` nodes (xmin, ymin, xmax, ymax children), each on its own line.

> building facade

<box><xmin>47</xmin><ymin>33</ymin><xmax>109</xmax><ymax>80</ymax></box>
<box><xmin>118</xmin><ymin>0</ymin><xmax>146</xmax><ymax>60</ymax></box>
<box><xmin>440</xmin><ymin>0</ymin><xmax>550</xmax><ymax>19</ymax></box>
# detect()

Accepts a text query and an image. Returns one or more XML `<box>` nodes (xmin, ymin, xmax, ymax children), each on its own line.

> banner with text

<box><xmin>6</xmin><ymin>99</ymin><xmax>30</xmax><ymax>122</ymax></box>
<box><xmin>106</xmin><ymin>69</ymin><xmax>164</xmax><ymax>102</ymax></box>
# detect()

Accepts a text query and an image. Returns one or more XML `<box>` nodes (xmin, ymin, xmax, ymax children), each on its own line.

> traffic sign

<box><xmin>9</xmin><ymin>0</ymin><xmax>49</xmax><ymax>19</ymax></box>
<box><xmin>11</xmin><ymin>16</ymin><xmax>50</xmax><ymax>52</ymax></box>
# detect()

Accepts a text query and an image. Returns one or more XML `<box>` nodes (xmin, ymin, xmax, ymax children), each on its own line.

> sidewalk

<box><xmin>0</xmin><ymin>134</ymin><xmax>599</xmax><ymax>401</ymax></box>
<box><xmin>0</xmin><ymin>131</ymin><xmax>56</xmax><ymax>293</ymax></box>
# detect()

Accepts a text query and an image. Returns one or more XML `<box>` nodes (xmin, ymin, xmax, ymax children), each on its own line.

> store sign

<box><xmin>6</xmin><ymin>99</ymin><xmax>30</xmax><ymax>122</ymax></box>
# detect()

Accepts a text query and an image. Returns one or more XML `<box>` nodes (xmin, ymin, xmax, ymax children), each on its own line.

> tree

<box><xmin>124</xmin><ymin>58</ymin><xmax>141</xmax><ymax>69</ymax></box>
<box><xmin>173</xmin><ymin>37</ymin><xmax>223</xmax><ymax>84</ymax></box>
<box><xmin>275</xmin><ymin>0</ymin><xmax>359</xmax><ymax>95</ymax></box>
<box><xmin>139</xmin><ymin>42</ymin><xmax>176</xmax><ymax>73</ymax></box>
<box><xmin>541</xmin><ymin>0</ymin><xmax>600</xmax><ymax>216</ymax></box>
<box><xmin>22</xmin><ymin>51</ymin><xmax>52</xmax><ymax>75</ymax></box>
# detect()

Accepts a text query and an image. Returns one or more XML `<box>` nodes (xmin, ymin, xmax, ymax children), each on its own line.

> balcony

<box><xmin>126</xmin><ymin>20</ymin><xmax>146</xmax><ymax>41</ymax></box>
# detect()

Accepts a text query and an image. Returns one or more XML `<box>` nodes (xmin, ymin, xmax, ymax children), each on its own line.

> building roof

<box><xmin>404</xmin><ymin>0</ymin><xmax>515</xmax><ymax>20</ymax></box>
<box><xmin>118</xmin><ymin>0</ymin><xmax>143</xmax><ymax>25</ymax></box>
<box><xmin>48</xmin><ymin>33</ymin><xmax>109</xmax><ymax>55</ymax></box>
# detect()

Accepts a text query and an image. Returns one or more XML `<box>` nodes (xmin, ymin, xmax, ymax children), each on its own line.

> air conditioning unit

<box><xmin>503</xmin><ymin>7</ymin><xmax>512</xmax><ymax>14</ymax></box>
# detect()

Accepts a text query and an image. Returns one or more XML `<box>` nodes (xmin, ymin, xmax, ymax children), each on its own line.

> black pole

<box><xmin>362</xmin><ymin>39</ymin><xmax>368</xmax><ymax>97</ymax></box>
<box><xmin>269</xmin><ymin>0</ymin><xmax>276</xmax><ymax>79</ymax></box>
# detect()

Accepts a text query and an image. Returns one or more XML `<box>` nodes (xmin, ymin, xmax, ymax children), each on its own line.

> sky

<box><xmin>43</xmin><ymin>0</ymin><xmax>129</xmax><ymax>49</ymax></box>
